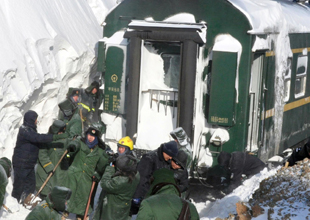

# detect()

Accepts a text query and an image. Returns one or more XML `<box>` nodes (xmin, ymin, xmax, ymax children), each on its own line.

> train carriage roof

<box><xmin>229</xmin><ymin>0</ymin><xmax>310</xmax><ymax>34</ymax></box>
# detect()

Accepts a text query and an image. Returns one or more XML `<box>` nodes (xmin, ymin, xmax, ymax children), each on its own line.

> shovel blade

<box><xmin>22</xmin><ymin>193</ymin><xmax>41</xmax><ymax>210</ymax></box>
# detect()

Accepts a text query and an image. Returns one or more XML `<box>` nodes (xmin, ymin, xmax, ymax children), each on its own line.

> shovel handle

<box><xmin>2</xmin><ymin>204</ymin><xmax>12</xmax><ymax>213</ymax></box>
<box><xmin>83</xmin><ymin>181</ymin><xmax>96</xmax><ymax>220</ymax></box>
<box><xmin>79</xmin><ymin>108</ymin><xmax>84</xmax><ymax>133</ymax></box>
<box><xmin>34</xmin><ymin>149</ymin><xmax>69</xmax><ymax>199</ymax></box>
<box><xmin>284</xmin><ymin>161</ymin><xmax>289</xmax><ymax>168</ymax></box>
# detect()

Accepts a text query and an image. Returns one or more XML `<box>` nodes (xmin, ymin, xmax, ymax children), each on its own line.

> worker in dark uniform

<box><xmin>171</xmin><ymin>150</ymin><xmax>189</xmax><ymax>194</ymax></box>
<box><xmin>218</xmin><ymin>151</ymin><xmax>266</xmax><ymax>194</ymax></box>
<box><xmin>130</xmin><ymin>141</ymin><xmax>178</xmax><ymax>215</ymax></box>
<box><xmin>12</xmin><ymin>110</ymin><xmax>68</xmax><ymax>203</ymax></box>
<box><xmin>284</xmin><ymin>139</ymin><xmax>310</xmax><ymax>167</ymax></box>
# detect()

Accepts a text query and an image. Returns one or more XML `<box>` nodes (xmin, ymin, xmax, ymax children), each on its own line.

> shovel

<box><xmin>83</xmin><ymin>180</ymin><xmax>96</xmax><ymax>220</ymax></box>
<box><xmin>2</xmin><ymin>204</ymin><xmax>12</xmax><ymax>213</ymax></box>
<box><xmin>23</xmin><ymin>150</ymin><xmax>68</xmax><ymax>209</ymax></box>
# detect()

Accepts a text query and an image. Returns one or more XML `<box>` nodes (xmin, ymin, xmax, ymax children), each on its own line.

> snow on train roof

<box><xmin>229</xmin><ymin>0</ymin><xmax>310</xmax><ymax>34</ymax></box>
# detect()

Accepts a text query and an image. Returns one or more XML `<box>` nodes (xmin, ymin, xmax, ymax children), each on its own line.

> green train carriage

<box><xmin>96</xmin><ymin>0</ymin><xmax>310</xmax><ymax>183</ymax></box>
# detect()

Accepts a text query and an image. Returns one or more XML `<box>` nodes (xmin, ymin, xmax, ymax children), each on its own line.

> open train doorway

<box><xmin>136</xmin><ymin>42</ymin><xmax>181</xmax><ymax>149</ymax></box>
<box><xmin>123</xmin><ymin>20</ymin><xmax>207</xmax><ymax>150</ymax></box>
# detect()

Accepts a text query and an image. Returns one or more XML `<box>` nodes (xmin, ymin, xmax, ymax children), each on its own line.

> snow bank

<box><xmin>0</xmin><ymin>0</ymin><xmax>116</xmax><ymax>157</ymax></box>
<box><xmin>0</xmin><ymin>0</ymin><xmax>118</xmax><ymax>218</ymax></box>
<box><xmin>198</xmin><ymin>167</ymin><xmax>278</xmax><ymax>219</ymax></box>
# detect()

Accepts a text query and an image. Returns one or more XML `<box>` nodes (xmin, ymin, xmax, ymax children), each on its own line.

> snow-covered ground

<box><xmin>1</xmin><ymin>0</ymin><xmax>310</xmax><ymax>219</ymax></box>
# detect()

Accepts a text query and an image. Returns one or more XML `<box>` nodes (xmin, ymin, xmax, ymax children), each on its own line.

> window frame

<box><xmin>294</xmin><ymin>54</ymin><xmax>308</xmax><ymax>99</ymax></box>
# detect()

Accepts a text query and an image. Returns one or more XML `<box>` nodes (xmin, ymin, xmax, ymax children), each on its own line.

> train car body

<box><xmin>97</xmin><ymin>0</ymin><xmax>310</xmax><ymax>178</ymax></box>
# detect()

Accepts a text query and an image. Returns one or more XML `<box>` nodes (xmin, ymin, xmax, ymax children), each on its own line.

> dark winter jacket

<box><xmin>133</xmin><ymin>145</ymin><xmax>171</xmax><ymax>199</ymax></box>
<box><xmin>13</xmin><ymin>111</ymin><xmax>54</xmax><ymax>169</ymax></box>
<box><xmin>62</xmin><ymin>138</ymin><xmax>109</xmax><ymax>216</ymax></box>
<box><xmin>218</xmin><ymin>151</ymin><xmax>266</xmax><ymax>193</ymax></box>
<box><xmin>287</xmin><ymin>144</ymin><xmax>310</xmax><ymax>166</ymax></box>
<box><xmin>93</xmin><ymin>166</ymin><xmax>140</xmax><ymax>220</ymax></box>
<box><xmin>172</xmin><ymin>150</ymin><xmax>190</xmax><ymax>193</ymax></box>
<box><xmin>174</xmin><ymin>168</ymin><xmax>189</xmax><ymax>193</ymax></box>
<box><xmin>136</xmin><ymin>182</ymin><xmax>199</xmax><ymax>220</ymax></box>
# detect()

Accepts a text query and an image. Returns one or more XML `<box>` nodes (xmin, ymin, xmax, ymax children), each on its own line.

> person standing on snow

<box><xmin>25</xmin><ymin>186</ymin><xmax>72</xmax><ymax>220</ymax></box>
<box><xmin>35</xmin><ymin>120</ymin><xmax>72</xmax><ymax>200</ymax></box>
<box><xmin>12</xmin><ymin>110</ymin><xmax>68</xmax><ymax>203</ymax></box>
<box><xmin>59</xmin><ymin>81</ymin><xmax>103</xmax><ymax>129</ymax></box>
<box><xmin>62</xmin><ymin>126</ymin><xmax>109</xmax><ymax>220</ymax></box>
<box><xmin>136</xmin><ymin>168</ymin><xmax>199</xmax><ymax>220</ymax></box>
<box><xmin>93</xmin><ymin>155</ymin><xmax>140</xmax><ymax>220</ymax></box>
<box><xmin>93</xmin><ymin>136</ymin><xmax>137</xmax><ymax>219</ymax></box>
<box><xmin>79</xmin><ymin>81</ymin><xmax>101</xmax><ymax>126</ymax></box>
<box><xmin>130</xmin><ymin>141</ymin><xmax>178</xmax><ymax>215</ymax></box>
<box><xmin>218</xmin><ymin>151</ymin><xmax>266</xmax><ymax>194</ymax></box>
<box><xmin>83</xmin><ymin>81</ymin><xmax>101</xmax><ymax>112</ymax></box>
<box><xmin>0</xmin><ymin>157</ymin><xmax>12</xmax><ymax>208</ymax></box>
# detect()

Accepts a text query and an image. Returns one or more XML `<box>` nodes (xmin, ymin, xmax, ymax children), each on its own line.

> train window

<box><xmin>294</xmin><ymin>55</ymin><xmax>308</xmax><ymax>98</ymax></box>
<box><xmin>283</xmin><ymin>58</ymin><xmax>291</xmax><ymax>102</ymax></box>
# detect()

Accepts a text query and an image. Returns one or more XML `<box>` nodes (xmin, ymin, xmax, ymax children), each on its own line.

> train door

<box><xmin>247</xmin><ymin>53</ymin><xmax>264</xmax><ymax>152</ymax></box>
<box><xmin>123</xmin><ymin>20</ymin><xmax>207</xmax><ymax>149</ymax></box>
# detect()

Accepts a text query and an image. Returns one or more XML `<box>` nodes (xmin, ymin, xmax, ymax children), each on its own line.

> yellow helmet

<box><xmin>118</xmin><ymin>136</ymin><xmax>134</xmax><ymax>151</ymax></box>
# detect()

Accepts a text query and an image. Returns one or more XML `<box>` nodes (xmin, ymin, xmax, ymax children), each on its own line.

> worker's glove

<box><xmin>53</xmin><ymin>133</ymin><xmax>69</xmax><ymax>141</ymax></box>
<box><xmin>60</xmin><ymin>155</ymin><xmax>70</xmax><ymax>170</ymax></box>
<box><xmin>92</xmin><ymin>172</ymin><xmax>101</xmax><ymax>183</ymax></box>
<box><xmin>130</xmin><ymin>198</ymin><xmax>142</xmax><ymax>216</ymax></box>
<box><xmin>108</xmin><ymin>154</ymin><xmax>118</xmax><ymax>165</ymax></box>
<box><xmin>67</xmin><ymin>144</ymin><xmax>77</xmax><ymax>153</ymax></box>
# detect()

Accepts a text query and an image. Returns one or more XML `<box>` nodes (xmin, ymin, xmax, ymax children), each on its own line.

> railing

<box><xmin>142</xmin><ymin>89</ymin><xmax>178</xmax><ymax>118</ymax></box>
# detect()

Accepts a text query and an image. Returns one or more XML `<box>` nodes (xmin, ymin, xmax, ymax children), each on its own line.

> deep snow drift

<box><xmin>0</xmin><ymin>0</ymin><xmax>118</xmax><ymax>219</ymax></box>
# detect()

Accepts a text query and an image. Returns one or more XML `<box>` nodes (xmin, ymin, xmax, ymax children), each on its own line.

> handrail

<box><xmin>142</xmin><ymin>89</ymin><xmax>178</xmax><ymax>117</ymax></box>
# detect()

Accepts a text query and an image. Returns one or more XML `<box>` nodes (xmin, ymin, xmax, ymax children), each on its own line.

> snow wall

<box><xmin>0</xmin><ymin>0</ymin><xmax>118</xmax><ymax>159</ymax></box>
